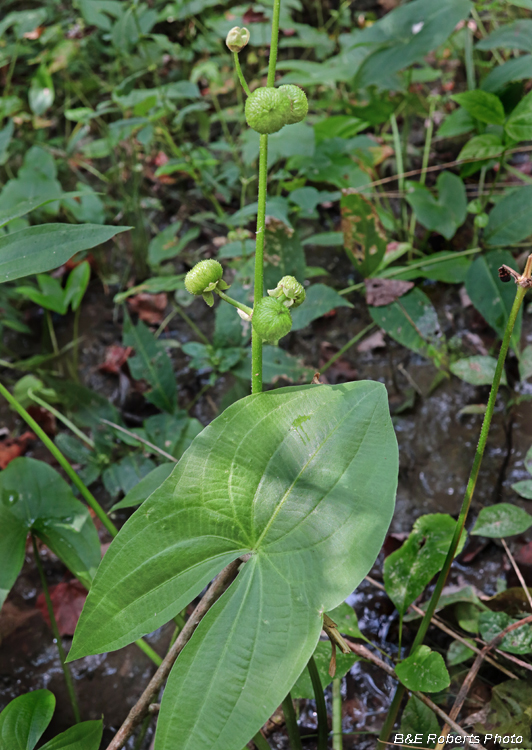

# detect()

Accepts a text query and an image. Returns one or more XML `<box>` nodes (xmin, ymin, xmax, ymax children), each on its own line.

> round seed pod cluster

<box><xmin>245</xmin><ymin>85</ymin><xmax>308</xmax><ymax>135</ymax></box>
<box><xmin>184</xmin><ymin>259</ymin><xmax>229</xmax><ymax>306</ymax></box>
<box><xmin>251</xmin><ymin>297</ymin><xmax>293</xmax><ymax>344</ymax></box>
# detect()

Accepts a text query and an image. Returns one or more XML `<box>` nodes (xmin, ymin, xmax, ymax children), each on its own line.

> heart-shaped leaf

<box><xmin>0</xmin><ymin>457</ymin><xmax>101</xmax><ymax>606</ymax></box>
<box><xmin>395</xmin><ymin>646</ymin><xmax>450</xmax><ymax>692</ymax></box>
<box><xmin>405</xmin><ymin>172</ymin><xmax>467</xmax><ymax>240</ymax></box>
<box><xmin>0</xmin><ymin>690</ymin><xmax>55</xmax><ymax>750</ymax></box>
<box><xmin>471</xmin><ymin>503</ymin><xmax>532</xmax><ymax>538</ymax></box>
<box><xmin>69</xmin><ymin>382</ymin><xmax>398</xmax><ymax>750</ymax></box>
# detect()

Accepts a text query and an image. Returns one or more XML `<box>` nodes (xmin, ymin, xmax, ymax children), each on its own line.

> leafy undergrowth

<box><xmin>2</xmin><ymin>0</ymin><xmax>532</xmax><ymax>748</ymax></box>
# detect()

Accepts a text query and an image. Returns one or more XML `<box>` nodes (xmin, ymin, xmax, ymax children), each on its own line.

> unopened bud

<box><xmin>252</xmin><ymin>297</ymin><xmax>292</xmax><ymax>343</ymax></box>
<box><xmin>226</xmin><ymin>26</ymin><xmax>250</xmax><ymax>53</ymax></box>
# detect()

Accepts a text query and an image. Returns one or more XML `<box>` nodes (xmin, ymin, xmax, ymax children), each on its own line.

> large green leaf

<box><xmin>39</xmin><ymin>720</ymin><xmax>103</xmax><ymax>750</ymax></box>
<box><xmin>0</xmin><ymin>458</ymin><xmax>101</xmax><ymax>595</ymax></box>
<box><xmin>0</xmin><ymin>690</ymin><xmax>55</xmax><ymax>750</ymax></box>
<box><xmin>123</xmin><ymin>312</ymin><xmax>177</xmax><ymax>414</ymax></box>
<box><xmin>369</xmin><ymin>288</ymin><xmax>443</xmax><ymax>361</ymax></box>
<box><xmin>471</xmin><ymin>503</ymin><xmax>532</xmax><ymax>537</ymax></box>
<box><xmin>405</xmin><ymin>172</ymin><xmax>467</xmax><ymax>240</ymax></box>
<box><xmin>0</xmin><ymin>192</ymin><xmax>89</xmax><ymax>229</ymax></box>
<box><xmin>383</xmin><ymin>514</ymin><xmax>466</xmax><ymax>617</ymax></box>
<box><xmin>481</xmin><ymin>54</ymin><xmax>532</xmax><ymax>93</ymax></box>
<box><xmin>464</xmin><ymin>250</ymin><xmax>522</xmax><ymax>353</ymax></box>
<box><xmin>400</xmin><ymin>696</ymin><xmax>440</xmax><ymax>747</ymax></box>
<box><xmin>505</xmin><ymin>89</ymin><xmax>532</xmax><ymax>143</ymax></box>
<box><xmin>69</xmin><ymin>382</ymin><xmax>398</xmax><ymax>750</ymax></box>
<box><xmin>476</xmin><ymin>19</ymin><xmax>532</xmax><ymax>53</ymax></box>
<box><xmin>0</xmin><ymin>223</ymin><xmax>130</xmax><ymax>283</ymax></box>
<box><xmin>451</xmin><ymin>90</ymin><xmax>505</xmax><ymax>126</ymax></box>
<box><xmin>395</xmin><ymin>646</ymin><xmax>450</xmax><ymax>692</ymax></box>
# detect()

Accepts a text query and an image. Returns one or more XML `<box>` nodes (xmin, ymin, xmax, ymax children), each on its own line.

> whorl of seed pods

<box><xmin>184</xmin><ymin>259</ymin><xmax>229</xmax><ymax>306</ymax></box>
<box><xmin>245</xmin><ymin>88</ymin><xmax>291</xmax><ymax>135</ymax></box>
<box><xmin>252</xmin><ymin>296</ymin><xmax>293</xmax><ymax>343</ymax></box>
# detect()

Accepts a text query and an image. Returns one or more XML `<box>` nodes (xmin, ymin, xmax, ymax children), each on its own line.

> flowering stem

<box><xmin>377</xmin><ymin>268</ymin><xmax>530</xmax><ymax>747</ymax></box>
<box><xmin>233</xmin><ymin>52</ymin><xmax>251</xmax><ymax>96</ymax></box>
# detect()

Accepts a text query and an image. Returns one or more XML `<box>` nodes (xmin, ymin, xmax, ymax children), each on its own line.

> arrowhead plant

<box><xmin>67</xmin><ymin>1</ymin><xmax>399</xmax><ymax>748</ymax></box>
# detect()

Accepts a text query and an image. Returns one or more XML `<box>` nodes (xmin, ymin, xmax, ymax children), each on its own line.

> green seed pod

<box><xmin>268</xmin><ymin>275</ymin><xmax>306</xmax><ymax>308</ymax></box>
<box><xmin>278</xmin><ymin>84</ymin><xmax>308</xmax><ymax>125</ymax></box>
<box><xmin>245</xmin><ymin>87</ymin><xmax>291</xmax><ymax>135</ymax></box>
<box><xmin>226</xmin><ymin>26</ymin><xmax>250</xmax><ymax>53</ymax></box>
<box><xmin>252</xmin><ymin>297</ymin><xmax>292</xmax><ymax>343</ymax></box>
<box><xmin>185</xmin><ymin>259</ymin><xmax>229</xmax><ymax>305</ymax></box>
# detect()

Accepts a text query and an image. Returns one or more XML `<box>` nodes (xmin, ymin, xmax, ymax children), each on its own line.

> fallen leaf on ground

<box><xmin>0</xmin><ymin>601</ymin><xmax>39</xmax><ymax>643</ymax></box>
<box><xmin>98</xmin><ymin>345</ymin><xmax>133</xmax><ymax>374</ymax></box>
<box><xmin>0</xmin><ymin>431</ymin><xmax>36</xmax><ymax>469</ymax></box>
<box><xmin>358</xmin><ymin>329</ymin><xmax>386</xmax><ymax>352</ymax></box>
<box><xmin>127</xmin><ymin>292</ymin><xmax>168</xmax><ymax>325</ymax></box>
<box><xmin>36</xmin><ymin>580</ymin><xmax>88</xmax><ymax>636</ymax></box>
<box><xmin>365</xmin><ymin>278</ymin><xmax>414</xmax><ymax>307</ymax></box>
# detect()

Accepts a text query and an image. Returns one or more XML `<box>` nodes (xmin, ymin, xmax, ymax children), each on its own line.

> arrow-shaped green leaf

<box><xmin>69</xmin><ymin>382</ymin><xmax>398</xmax><ymax>750</ymax></box>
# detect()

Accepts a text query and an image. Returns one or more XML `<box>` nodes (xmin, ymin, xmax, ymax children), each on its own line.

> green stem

<box><xmin>267</xmin><ymin>0</ymin><xmax>282</xmax><ymax>87</ymax></box>
<box><xmin>28</xmin><ymin>391</ymin><xmax>95</xmax><ymax>449</ymax></box>
<box><xmin>0</xmin><ymin>381</ymin><xmax>117</xmax><ymax>538</ymax></box>
<box><xmin>307</xmin><ymin>655</ymin><xmax>328</xmax><ymax>750</ymax></box>
<box><xmin>320</xmin><ymin>323</ymin><xmax>375</xmax><ymax>374</ymax></box>
<box><xmin>250</xmin><ymin>731</ymin><xmax>272</xmax><ymax>750</ymax></box>
<box><xmin>282</xmin><ymin>694</ymin><xmax>303</xmax><ymax>750</ymax></box>
<box><xmin>377</xmin><ymin>281</ymin><xmax>528</xmax><ymax>748</ymax></box>
<box><xmin>408</xmin><ymin>99</ymin><xmax>435</xmax><ymax>245</ymax></box>
<box><xmin>464</xmin><ymin>24</ymin><xmax>476</xmax><ymax>91</ymax></box>
<box><xmin>173</xmin><ymin>304</ymin><xmax>210</xmax><ymax>346</ymax></box>
<box><xmin>46</xmin><ymin>310</ymin><xmax>60</xmax><ymax>357</ymax></box>
<box><xmin>332</xmin><ymin>677</ymin><xmax>342</xmax><ymax>750</ymax></box>
<box><xmin>134</xmin><ymin>638</ymin><xmax>163</xmax><ymax>667</ymax></box>
<box><xmin>133</xmin><ymin>715</ymin><xmax>151</xmax><ymax>750</ymax></box>
<box><xmin>32</xmin><ymin>535</ymin><xmax>81</xmax><ymax>724</ymax></box>
<box><xmin>216</xmin><ymin>290</ymin><xmax>253</xmax><ymax>316</ymax></box>
<box><xmin>390</xmin><ymin>113</ymin><xmax>407</xmax><ymax>239</ymax></box>
<box><xmin>233</xmin><ymin>52</ymin><xmax>251</xmax><ymax>96</ymax></box>
<box><xmin>252</xmin><ymin>133</ymin><xmax>269</xmax><ymax>394</ymax></box>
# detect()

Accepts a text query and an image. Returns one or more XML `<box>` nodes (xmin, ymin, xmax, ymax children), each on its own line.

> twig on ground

<box><xmin>100</xmin><ymin>418</ymin><xmax>177</xmax><ymax>462</ymax></box>
<box><xmin>104</xmin><ymin>559</ymin><xmax>241</xmax><ymax>750</ymax></box>
<box><xmin>344</xmin><ymin>641</ymin><xmax>487</xmax><ymax>750</ymax></box>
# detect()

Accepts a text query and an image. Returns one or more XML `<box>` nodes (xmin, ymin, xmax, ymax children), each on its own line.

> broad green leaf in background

<box><xmin>395</xmin><ymin>646</ymin><xmax>450</xmax><ymax>692</ymax></box>
<box><xmin>0</xmin><ymin>224</ymin><xmax>130</xmax><ymax>284</ymax></box>
<box><xmin>471</xmin><ymin>503</ymin><xmax>532</xmax><ymax>537</ymax></box>
<box><xmin>65</xmin><ymin>261</ymin><xmax>91</xmax><ymax>311</ymax></box>
<box><xmin>476</xmin><ymin>19</ymin><xmax>532</xmax><ymax>53</ymax></box>
<box><xmin>0</xmin><ymin>192</ymin><xmax>89</xmax><ymax>229</ymax></box>
<box><xmin>450</xmin><ymin>356</ymin><xmax>507</xmax><ymax>386</ymax></box>
<box><xmin>475</xmin><ymin>680</ymin><xmax>532</xmax><ymax>745</ymax></box>
<box><xmin>353</xmin><ymin>0</ymin><xmax>473</xmax><ymax>89</ymax></box>
<box><xmin>505</xmin><ymin>89</ymin><xmax>532</xmax><ymax>142</ymax></box>
<box><xmin>0</xmin><ymin>690</ymin><xmax>55</xmax><ymax>750</ymax></box>
<box><xmin>123</xmin><ymin>312</ymin><xmax>177</xmax><ymax>414</ymax></box>
<box><xmin>291</xmin><ymin>640</ymin><xmax>358</xmax><ymax>699</ymax></box>
<box><xmin>0</xmin><ymin>120</ymin><xmax>14</xmax><ymax>166</ymax></box>
<box><xmin>455</xmin><ymin>602</ymin><xmax>482</xmax><ymax>633</ymax></box>
<box><xmin>400</xmin><ymin>696</ymin><xmax>440</xmax><ymax>747</ymax></box>
<box><xmin>102</xmin><ymin>454</ymin><xmax>156</xmax><ymax>500</ymax></box>
<box><xmin>437</xmin><ymin>108</ymin><xmax>475</xmax><ymax>138</ymax></box>
<box><xmin>485</xmin><ymin>186</ymin><xmax>532</xmax><ymax>246</ymax></box>
<box><xmin>384</xmin><ymin>514</ymin><xmax>466</xmax><ymax>617</ymax></box>
<box><xmin>465</xmin><ymin>250</ymin><xmax>522</xmax><ymax>353</ymax></box>
<box><xmin>481</xmin><ymin>55</ymin><xmax>532</xmax><ymax>93</ymax></box>
<box><xmin>39</xmin><ymin>720</ymin><xmax>103</xmax><ymax>750</ymax></box>
<box><xmin>512</xmin><ymin>480</ymin><xmax>532</xmax><ymax>500</ymax></box>
<box><xmin>263</xmin><ymin>222</ymin><xmax>306</xmax><ymax>291</ymax></box>
<box><xmin>447</xmin><ymin>638</ymin><xmax>475</xmax><ymax>666</ymax></box>
<box><xmin>457</xmin><ymin>134</ymin><xmax>503</xmax><ymax>162</ymax></box>
<box><xmin>232</xmin><ymin>346</ymin><xmax>314</xmax><ymax>384</ymax></box>
<box><xmin>391</xmin><ymin>251</ymin><xmax>473</xmax><ymax>284</ymax></box>
<box><xmin>0</xmin><ymin>458</ymin><xmax>101</xmax><ymax>603</ymax></box>
<box><xmin>28</xmin><ymin>65</ymin><xmax>55</xmax><ymax>117</ymax></box>
<box><xmin>341</xmin><ymin>192</ymin><xmax>387</xmax><ymax>277</ymax></box>
<box><xmin>479</xmin><ymin>611</ymin><xmax>532</xmax><ymax>654</ymax></box>
<box><xmin>405</xmin><ymin>172</ymin><xmax>467</xmax><ymax>240</ymax></box>
<box><xmin>69</xmin><ymin>383</ymin><xmax>398</xmax><ymax>750</ymax></box>
<box><xmin>110</xmin><ymin>464</ymin><xmax>175</xmax><ymax>511</ymax></box>
<box><xmin>290</xmin><ymin>284</ymin><xmax>353</xmax><ymax>331</ymax></box>
<box><xmin>369</xmin><ymin>288</ymin><xmax>442</xmax><ymax>361</ymax></box>
<box><xmin>327</xmin><ymin>601</ymin><xmax>365</xmax><ymax>640</ymax></box>
<box><xmin>451</xmin><ymin>90</ymin><xmax>505</xmax><ymax>126</ymax></box>
<box><xmin>148</xmin><ymin>223</ymin><xmax>200</xmax><ymax>266</ymax></box>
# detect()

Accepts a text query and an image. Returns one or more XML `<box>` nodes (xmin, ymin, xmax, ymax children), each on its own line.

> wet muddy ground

<box><xmin>2</xmin><ymin>258</ymin><xmax>532</xmax><ymax>749</ymax></box>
